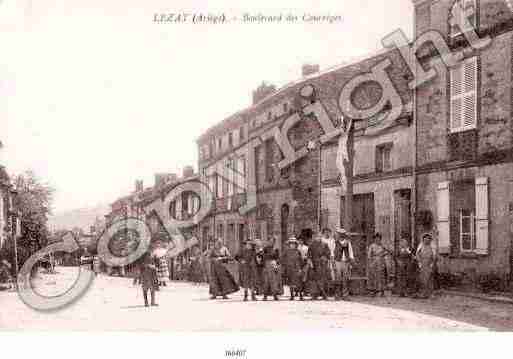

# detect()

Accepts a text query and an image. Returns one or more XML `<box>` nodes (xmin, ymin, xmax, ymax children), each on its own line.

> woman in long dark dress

<box><xmin>281</xmin><ymin>238</ymin><xmax>303</xmax><ymax>300</ymax></box>
<box><xmin>261</xmin><ymin>244</ymin><xmax>283</xmax><ymax>301</ymax></box>
<box><xmin>235</xmin><ymin>240</ymin><xmax>258</xmax><ymax>301</ymax></box>
<box><xmin>209</xmin><ymin>239</ymin><xmax>239</xmax><ymax>299</ymax></box>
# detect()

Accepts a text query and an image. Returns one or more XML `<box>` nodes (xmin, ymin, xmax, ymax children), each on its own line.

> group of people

<box><xmin>132</xmin><ymin>227</ymin><xmax>438</xmax><ymax>307</ymax></box>
<box><xmin>208</xmin><ymin>227</ymin><xmax>438</xmax><ymax>302</ymax></box>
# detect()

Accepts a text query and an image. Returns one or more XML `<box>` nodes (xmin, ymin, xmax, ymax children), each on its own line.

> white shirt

<box><xmin>338</xmin><ymin>239</ymin><xmax>355</xmax><ymax>261</ymax></box>
<box><xmin>298</xmin><ymin>244</ymin><xmax>308</xmax><ymax>259</ymax></box>
<box><xmin>322</xmin><ymin>236</ymin><xmax>336</xmax><ymax>258</ymax></box>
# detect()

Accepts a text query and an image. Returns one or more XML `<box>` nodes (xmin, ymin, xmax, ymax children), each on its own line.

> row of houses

<box><xmin>193</xmin><ymin>0</ymin><xmax>513</xmax><ymax>284</ymax></box>
<box><xmin>103</xmin><ymin>0</ymin><xmax>513</xmax><ymax>287</ymax></box>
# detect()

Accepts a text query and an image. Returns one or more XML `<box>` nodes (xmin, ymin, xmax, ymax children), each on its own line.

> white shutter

<box><xmin>450</xmin><ymin>64</ymin><xmax>463</xmax><ymax>131</ymax></box>
<box><xmin>450</xmin><ymin>56</ymin><xmax>477</xmax><ymax>132</ymax></box>
<box><xmin>437</xmin><ymin>181</ymin><xmax>451</xmax><ymax>254</ymax></box>
<box><xmin>462</xmin><ymin>57</ymin><xmax>477</xmax><ymax>129</ymax></box>
<box><xmin>475</xmin><ymin>177</ymin><xmax>489</xmax><ymax>255</ymax></box>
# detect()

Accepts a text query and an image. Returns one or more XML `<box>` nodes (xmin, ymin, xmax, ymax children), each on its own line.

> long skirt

<box><xmin>418</xmin><ymin>265</ymin><xmax>433</xmax><ymax>298</ymax></box>
<box><xmin>239</xmin><ymin>263</ymin><xmax>257</xmax><ymax>289</ymax></box>
<box><xmin>308</xmin><ymin>260</ymin><xmax>329</xmax><ymax>297</ymax></box>
<box><xmin>209</xmin><ymin>260</ymin><xmax>239</xmax><ymax>296</ymax></box>
<box><xmin>262</xmin><ymin>262</ymin><xmax>283</xmax><ymax>296</ymax></box>
<box><xmin>368</xmin><ymin>258</ymin><xmax>386</xmax><ymax>293</ymax></box>
<box><xmin>396</xmin><ymin>259</ymin><xmax>415</xmax><ymax>295</ymax></box>
<box><xmin>189</xmin><ymin>259</ymin><xmax>204</xmax><ymax>283</ymax></box>
<box><xmin>157</xmin><ymin>258</ymin><xmax>170</xmax><ymax>283</ymax></box>
<box><xmin>282</xmin><ymin>265</ymin><xmax>302</xmax><ymax>288</ymax></box>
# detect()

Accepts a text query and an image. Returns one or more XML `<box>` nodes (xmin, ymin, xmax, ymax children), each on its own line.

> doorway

<box><xmin>341</xmin><ymin>193</ymin><xmax>375</xmax><ymax>277</ymax></box>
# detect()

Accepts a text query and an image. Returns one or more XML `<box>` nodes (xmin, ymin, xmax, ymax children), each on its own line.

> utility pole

<box><xmin>343</xmin><ymin>123</ymin><xmax>355</xmax><ymax>232</ymax></box>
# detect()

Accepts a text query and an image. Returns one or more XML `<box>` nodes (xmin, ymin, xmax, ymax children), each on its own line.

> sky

<box><xmin>0</xmin><ymin>0</ymin><xmax>413</xmax><ymax>214</ymax></box>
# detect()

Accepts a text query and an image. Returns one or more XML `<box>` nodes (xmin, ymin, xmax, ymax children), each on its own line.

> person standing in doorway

<box><xmin>396</xmin><ymin>236</ymin><xmax>414</xmax><ymax>297</ymax></box>
<box><xmin>415</xmin><ymin>233</ymin><xmax>437</xmax><ymax>299</ymax></box>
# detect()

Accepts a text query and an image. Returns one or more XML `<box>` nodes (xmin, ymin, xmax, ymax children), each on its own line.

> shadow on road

<box><xmin>347</xmin><ymin>294</ymin><xmax>513</xmax><ymax>331</ymax></box>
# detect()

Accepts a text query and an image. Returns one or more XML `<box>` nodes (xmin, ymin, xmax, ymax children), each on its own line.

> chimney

<box><xmin>135</xmin><ymin>179</ymin><xmax>144</xmax><ymax>192</ymax></box>
<box><xmin>183</xmin><ymin>166</ymin><xmax>194</xmax><ymax>179</ymax></box>
<box><xmin>154</xmin><ymin>173</ymin><xmax>178</xmax><ymax>187</ymax></box>
<box><xmin>252</xmin><ymin>82</ymin><xmax>276</xmax><ymax>105</ymax></box>
<box><xmin>302</xmin><ymin>64</ymin><xmax>320</xmax><ymax>77</ymax></box>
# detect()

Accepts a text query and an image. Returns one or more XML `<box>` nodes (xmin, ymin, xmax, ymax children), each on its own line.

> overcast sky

<box><xmin>0</xmin><ymin>0</ymin><xmax>413</xmax><ymax>214</ymax></box>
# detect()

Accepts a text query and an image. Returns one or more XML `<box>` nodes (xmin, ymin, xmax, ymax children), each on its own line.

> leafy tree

<box><xmin>13</xmin><ymin>170</ymin><xmax>55</xmax><ymax>252</ymax></box>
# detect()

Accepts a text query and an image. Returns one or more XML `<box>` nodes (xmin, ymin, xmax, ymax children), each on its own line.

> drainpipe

<box><xmin>412</xmin><ymin>14</ymin><xmax>418</xmax><ymax>250</ymax></box>
<box><xmin>318</xmin><ymin>142</ymin><xmax>322</xmax><ymax>232</ymax></box>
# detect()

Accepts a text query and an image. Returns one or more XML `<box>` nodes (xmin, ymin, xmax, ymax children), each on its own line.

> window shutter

<box><xmin>375</xmin><ymin>147</ymin><xmax>383</xmax><ymax>172</ymax></box>
<box><xmin>450</xmin><ymin>57</ymin><xmax>478</xmax><ymax>132</ymax></box>
<box><xmin>437</xmin><ymin>181</ymin><xmax>451</xmax><ymax>254</ymax></box>
<box><xmin>462</xmin><ymin>57</ymin><xmax>477</xmax><ymax>129</ymax></box>
<box><xmin>475</xmin><ymin>177</ymin><xmax>489</xmax><ymax>255</ymax></box>
<box><xmin>450</xmin><ymin>64</ymin><xmax>463</xmax><ymax>131</ymax></box>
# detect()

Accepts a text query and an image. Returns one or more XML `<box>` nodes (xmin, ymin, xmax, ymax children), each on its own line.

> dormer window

<box><xmin>450</xmin><ymin>0</ymin><xmax>477</xmax><ymax>38</ymax></box>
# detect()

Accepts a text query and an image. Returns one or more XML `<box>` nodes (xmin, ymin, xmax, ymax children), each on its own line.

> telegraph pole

<box><xmin>341</xmin><ymin>119</ymin><xmax>355</xmax><ymax>232</ymax></box>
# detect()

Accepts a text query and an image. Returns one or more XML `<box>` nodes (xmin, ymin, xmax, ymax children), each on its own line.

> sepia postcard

<box><xmin>1</xmin><ymin>0</ymin><xmax>513</xmax><ymax>357</ymax></box>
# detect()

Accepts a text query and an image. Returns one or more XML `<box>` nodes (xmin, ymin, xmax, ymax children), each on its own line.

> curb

<box><xmin>441</xmin><ymin>289</ymin><xmax>513</xmax><ymax>305</ymax></box>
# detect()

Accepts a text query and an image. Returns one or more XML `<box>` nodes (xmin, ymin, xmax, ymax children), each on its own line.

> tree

<box><xmin>13</xmin><ymin>170</ymin><xmax>55</xmax><ymax>252</ymax></box>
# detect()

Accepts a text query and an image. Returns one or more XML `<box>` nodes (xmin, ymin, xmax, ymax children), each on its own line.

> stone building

<box><xmin>412</xmin><ymin>0</ymin><xmax>513</xmax><ymax>285</ymax></box>
<box><xmin>196</xmin><ymin>112</ymin><xmax>250</xmax><ymax>255</ymax></box>
<box><xmin>197</xmin><ymin>49</ymin><xmax>413</xmax><ymax>263</ymax></box>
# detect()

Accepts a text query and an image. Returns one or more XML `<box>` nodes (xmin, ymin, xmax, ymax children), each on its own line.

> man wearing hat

<box><xmin>333</xmin><ymin>228</ymin><xmax>355</xmax><ymax>300</ymax></box>
<box><xmin>415</xmin><ymin>233</ymin><xmax>437</xmax><ymax>299</ymax></box>
<box><xmin>281</xmin><ymin>237</ymin><xmax>303</xmax><ymax>300</ymax></box>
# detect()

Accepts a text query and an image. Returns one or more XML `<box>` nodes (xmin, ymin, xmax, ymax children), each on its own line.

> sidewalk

<box><xmin>441</xmin><ymin>289</ymin><xmax>513</xmax><ymax>306</ymax></box>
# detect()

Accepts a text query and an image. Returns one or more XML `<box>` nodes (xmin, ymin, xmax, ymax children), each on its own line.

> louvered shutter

<box><xmin>450</xmin><ymin>56</ymin><xmax>478</xmax><ymax>132</ymax></box>
<box><xmin>450</xmin><ymin>63</ymin><xmax>463</xmax><ymax>131</ymax></box>
<box><xmin>475</xmin><ymin>177</ymin><xmax>489</xmax><ymax>255</ymax></box>
<box><xmin>437</xmin><ymin>181</ymin><xmax>451</xmax><ymax>254</ymax></box>
<box><xmin>462</xmin><ymin>57</ymin><xmax>478</xmax><ymax>129</ymax></box>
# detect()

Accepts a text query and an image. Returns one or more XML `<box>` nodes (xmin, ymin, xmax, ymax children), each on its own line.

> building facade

<box><xmin>412</xmin><ymin>0</ymin><xmax>513</xmax><ymax>285</ymax></box>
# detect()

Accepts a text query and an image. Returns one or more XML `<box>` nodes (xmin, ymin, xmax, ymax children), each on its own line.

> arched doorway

<box><xmin>280</xmin><ymin>204</ymin><xmax>290</xmax><ymax>251</ymax></box>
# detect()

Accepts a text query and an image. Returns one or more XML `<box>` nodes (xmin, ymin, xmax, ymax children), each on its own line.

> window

<box><xmin>236</xmin><ymin>156</ymin><xmax>246</xmax><ymax>194</ymax></box>
<box><xmin>181</xmin><ymin>191</ymin><xmax>189</xmax><ymax>215</ymax></box>
<box><xmin>460</xmin><ymin>209</ymin><xmax>476</xmax><ymax>251</ymax></box>
<box><xmin>450</xmin><ymin>56</ymin><xmax>478</xmax><ymax>133</ymax></box>
<box><xmin>209</xmin><ymin>141</ymin><xmax>214</xmax><ymax>157</ymax></box>
<box><xmin>218</xmin><ymin>138</ymin><xmax>222</xmax><ymax>150</ymax></box>
<box><xmin>216</xmin><ymin>175</ymin><xmax>223</xmax><ymax>198</ymax></box>
<box><xmin>217</xmin><ymin>223</ymin><xmax>224</xmax><ymax>240</ymax></box>
<box><xmin>450</xmin><ymin>0</ymin><xmax>477</xmax><ymax>38</ymax></box>
<box><xmin>169</xmin><ymin>201</ymin><xmax>177</xmax><ymax>219</ymax></box>
<box><xmin>239</xmin><ymin>126</ymin><xmax>244</xmax><ymax>141</ymax></box>
<box><xmin>228</xmin><ymin>132</ymin><xmax>233</xmax><ymax>147</ymax></box>
<box><xmin>227</xmin><ymin>159</ymin><xmax>234</xmax><ymax>197</ymax></box>
<box><xmin>376</xmin><ymin>143</ymin><xmax>393</xmax><ymax>173</ymax></box>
